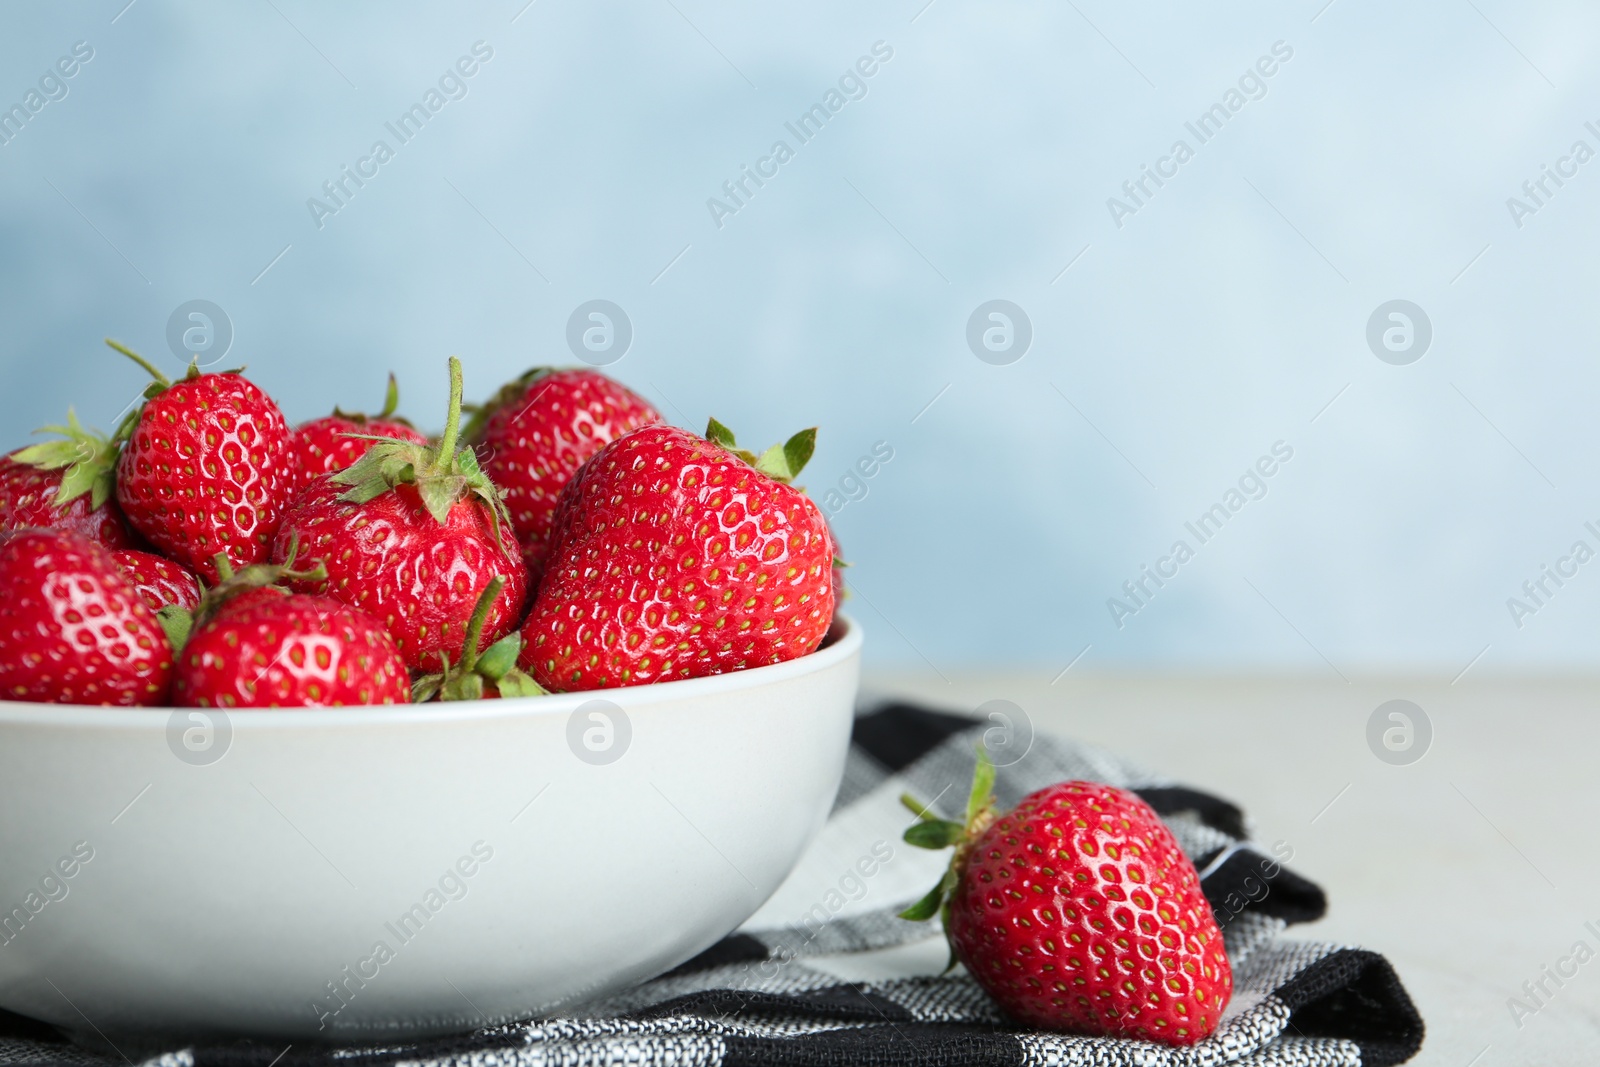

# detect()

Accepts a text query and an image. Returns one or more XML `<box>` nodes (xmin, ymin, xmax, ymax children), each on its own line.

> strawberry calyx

<box><xmin>703</xmin><ymin>418</ymin><xmax>817</xmax><ymax>485</ymax></box>
<box><xmin>11</xmin><ymin>408</ymin><xmax>119</xmax><ymax>510</ymax></box>
<box><xmin>461</xmin><ymin>366</ymin><xmax>560</xmax><ymax>445</ymax></box>
<box><xmin>160</xmin><ymin>534</ymin><xmax>326</xmax><ymax>650</ymax></box>
<box><xmin>329</xmin><ymin>372</ymin><xmax>416</xmax><ymax>429</ymax></box>
<box><xmin>897</xmin><ymin>744</ymin><xmax>999</xmax><ymax>970</ymax></box>
<box><xmin>411</xmin><ymin>576</ymin><xmax>546</xmax><ymax>701</ymax></box>
<box><xmin>334</xmin><ymin>356</ymin><xmax>512</xmax><ymax>533</ymax></box>
<box><xmin>152</xmin><ymin>604</ymin><xmax>195</xmax><ymax>652</ymax></box>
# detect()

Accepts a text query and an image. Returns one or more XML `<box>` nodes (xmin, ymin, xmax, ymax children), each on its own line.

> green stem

<box><xmin>271</xmin><ymin>533</ymin><xmax>325</xmax><ymax>583</ymax></box>
<box><xmin>433</xmin><ymin>356</ymin><xmax>465</xmax><ymax>472</ymax></box>
<box><xmin>901</xmin><ymin>793</ymin><xmax>938</xmax><ymax>821</ymax></box>
<box><xmin>380</xmin><ymin>373</ymin><xmax>401</xmax><ymax>419</ymax></box>
<box><xmin>105</xmin><ymin>339</ymin><xmax>170</xmax><ymax>387</ymax></box>
<box><xmin>456</xmin><ymin>576</ymin><xmax>504</xmax><ymax>672</ymax></box>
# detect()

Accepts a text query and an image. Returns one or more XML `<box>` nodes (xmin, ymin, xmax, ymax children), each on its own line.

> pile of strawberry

<box><xmin>0</xmin><ymin>343</ymin><xmax>838</xmax><ymax>708</ymax></box>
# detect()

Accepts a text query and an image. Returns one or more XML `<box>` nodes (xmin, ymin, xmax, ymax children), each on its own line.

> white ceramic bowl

<box><xmin>0</xmin><ymin>616</ymin><xmax>861</xmax><ymax>1041</ymax></box>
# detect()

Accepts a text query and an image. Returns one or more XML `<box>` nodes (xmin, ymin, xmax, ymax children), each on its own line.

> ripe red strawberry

<box><xmin>111</xmin><ymin>549</ymin><xmax>201</xmax><ymax>613</ymax></box>
<box><xmin>2</xmin><ymin>409</ymin><xmax>132</xmax><ymax>547</ymax></box>
<box><xmin>273</xmin><ymin>357</ymin><xmax>527</xmax><ymax>672</ymax></box>
<box><xmin>0</xmin><ymin>529</ymin><xmax>172</xmax><ymax>705</ymax></box>
<box><xmin>824</xmin><ymin>517</ymin><xmax>847</xmax><ymax>618</ymax></box>
<box><xmin>410</xmin><ymin>577</ymin><xmax>545</xmax><ymax>702</ymax></box>
<box><xmin>289</xmin><ymin>373</ymin><xmax>428</xmax><ymax>496</ymax></box>
<box><xmin>900</xmin><ymin>751</ymin><xmax>1232</xmax><ymax>1045</ymax></box>
<box><xmin>467</xmin><ymin>367</ymin><xmax>660</xmax><ymax>588</ymax></box>
<box><xmin>172</xmin><ymin>559</ymin><xmax>410</xmax><ymax>708</ymax></box>
<box><xmin>109</xmin><ymin>340</ymin><xmax>295</xmax><ymax>584</ymax></box>
<box><xmin>519</xmin><ymin>419</ymin><xmax>835</xmax><ymax>691</ymax></box>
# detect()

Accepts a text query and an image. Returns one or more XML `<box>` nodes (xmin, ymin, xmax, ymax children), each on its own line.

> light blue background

<box><xmin>1</xmin><ymin>1</ymin><xmax>1594</xmax><ymax>676</ymax></box>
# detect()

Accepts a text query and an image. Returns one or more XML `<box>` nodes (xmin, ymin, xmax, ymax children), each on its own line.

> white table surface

<box><xmin>840</xmin><ymin>671</ymin><xmax>1600</xmax><ymax>1067</ymax></box>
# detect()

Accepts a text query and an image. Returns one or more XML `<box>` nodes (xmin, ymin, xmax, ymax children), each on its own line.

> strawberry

<box><xmin>2</xmin><ymin>409</ymin><xmax>132</xmax><ymax>548</ymax></box>
<box><xmin>824</xmin><ymin>517</ymin><xmax>848</xmax><ymax>618</ymax></box>
<box><xmin>272</xmin><ymin>357</ymin><xmax>527</xmax><ymax>672</ymax></box>
<box><xmin>289</xmin><ymin>373</ymin><xmax>428</xmax><ymax>496</ymax></box>
<box><xmin>899</xmin><ymin>750</ymin><xmax>1232</xmax><ymax>1045</ymax></box>
<box><xmin>111</xmin><ymin>549</ymin><xmax>201</xmax><ymax>613</ymax></box>
<box><xmin>171</xmin><ymin>546</ymin><xmax>409</xmax><ymax>708</ymax></box>
<box><xmin>108</xmin><ymin>340</ymin><xmax>295</xmax><ymax>584</ymax></box>
<box><xmin>467</xmin><ymin>367</ymin><xmax>660</xmax><ymax>588</ymax></box>
<box><xmin>410</xmin><ymin>577</ymin><xmax>546</xmax><ymax>702</ymax></box>
<box><xmin>519</xmin><ymin>419</ymin><xmax>835</xmax><ymax>692</ymax></box>
<box><xmin>0</xmin><ymin>528</ymin><xmax>172</xmax><ymax>705</ymax></box>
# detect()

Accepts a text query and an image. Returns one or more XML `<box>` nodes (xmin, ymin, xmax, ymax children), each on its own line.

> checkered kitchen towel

<box><xmin>0</xmin><ymin>702</ymin><xmax>1424</xmax><ymax>1067</ymax></box>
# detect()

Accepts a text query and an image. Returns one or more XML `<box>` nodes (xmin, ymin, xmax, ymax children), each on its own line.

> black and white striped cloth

<box><xmin>0</xmin><ymin>702</ymin><xmax>1424</xmax><ymax>1067</ymax></box>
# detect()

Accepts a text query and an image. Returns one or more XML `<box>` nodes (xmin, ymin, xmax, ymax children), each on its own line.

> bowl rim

<box><xmin>0</xmin><ymin>614</ymin><xmax>862</xmax><ymax>728</ymax></box>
